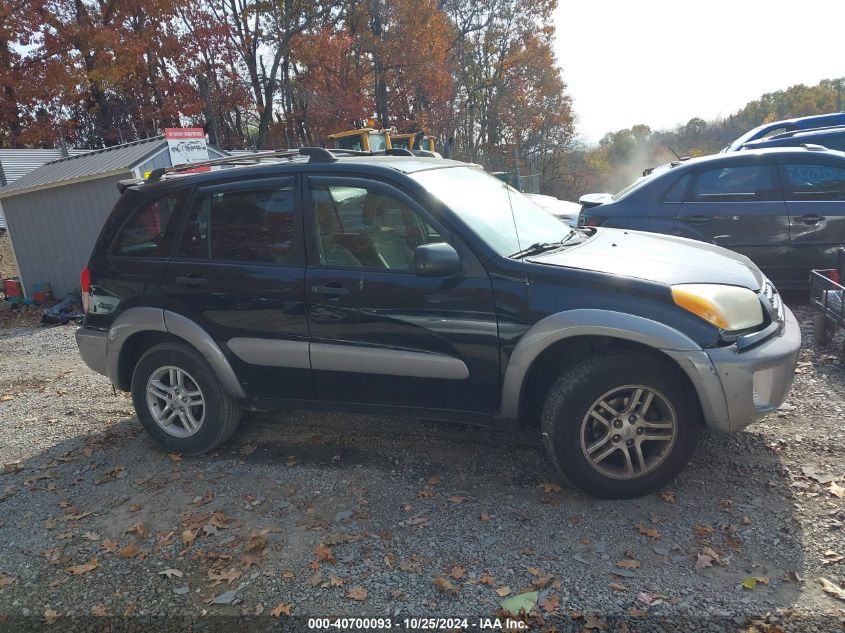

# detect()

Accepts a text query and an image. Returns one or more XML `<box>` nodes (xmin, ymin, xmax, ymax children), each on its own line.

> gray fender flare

<box><xmin>105</xmin><ymin>307</ymin><xmax>246</xmax><ymax>399</ymax></box>
<box><xmin>499</xmin><ymin>309</ymin><xmax>728</xmax><ymax>428</ymax></box>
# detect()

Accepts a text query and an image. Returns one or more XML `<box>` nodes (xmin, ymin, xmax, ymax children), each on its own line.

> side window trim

<box><xmin>109</xmin><ymin>188</ymin><xmax>192</xmax><ymax>260</ymax></box>
<box><xmin>172</xmin><ymin>176</ymin><xmax>304</xmax><ymax>266</ymax></box>
<box><xmin>303</xmin><ymin>175</ymin><xmax>449</xmax><ymax>271</ymax></box>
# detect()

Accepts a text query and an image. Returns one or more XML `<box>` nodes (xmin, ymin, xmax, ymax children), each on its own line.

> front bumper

<box><xmin>666</xmin><ymin>305</ymin><xmax>801</xmax><ymax>433</ymax></box>
<box><xmin>75</xmin><ymin>326</ymin><xmax>108</xmax><ymax>377</ymax></box>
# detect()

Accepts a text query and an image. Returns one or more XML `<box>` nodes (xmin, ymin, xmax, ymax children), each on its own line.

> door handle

<box><xmin>175</xmin><ymin>274</ymin><xmax>208</xmax><ymax>287</ymax></box>
<box><xmin>312</xmin><ymin>284</ymin><xmax>350</xmax><ymax>297</ymax></box>
<box><xmin>687</xmin><ymin>215</ymin><xmax>709</xmax><ymax>224</ymax></box>
<box><xmin>799</xmin><ymin>214</ymin><xmax>824</xmax><ymax>225</ymax></box>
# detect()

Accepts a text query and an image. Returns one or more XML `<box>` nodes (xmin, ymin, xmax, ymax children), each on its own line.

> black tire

<box><xmin>131</xmin><ymin>342</ymin><xmax>242</xmax><ymax>455</ymax></box>
<box><xmin>541</xmin><ymin>351</ymin><xmax>701</xmax><ymax>499</ymax></box>
<box><xmin>813</xmin><ymin>311</ymin><xmax>829</xmax><ymax>346</ymax></box>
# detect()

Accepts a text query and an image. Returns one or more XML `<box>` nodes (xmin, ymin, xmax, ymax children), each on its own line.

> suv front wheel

<box><xmin>541</xmin><ymin>351</ymin><xmax>700</xmax><ymax>499</ymax></box>
<box><xmin>131</xmin><ymin>342</ymin><xmax>242</xmax><ymax>455</ymax></box>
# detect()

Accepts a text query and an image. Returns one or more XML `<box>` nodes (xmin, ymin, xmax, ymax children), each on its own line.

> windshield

<box><xmin>411</xmin><ymin>166</ymin><xmax>570</xmax><ymax>257</ymax></box>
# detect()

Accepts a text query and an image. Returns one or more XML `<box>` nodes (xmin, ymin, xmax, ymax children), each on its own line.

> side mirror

<box><xmin>413</xmin><ymin>242</ymin><xmax>462</xmax><ymax>277</ymax></box>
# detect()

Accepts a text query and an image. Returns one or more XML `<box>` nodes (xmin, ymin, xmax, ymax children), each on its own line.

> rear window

<box><xmin>112</xmin><ymin>194</ymin><xmax>184</xmax><ymax>258</ymax></box>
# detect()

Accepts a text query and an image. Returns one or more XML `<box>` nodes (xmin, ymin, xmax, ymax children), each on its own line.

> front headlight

<box><xmin>671</xmin><ymin>284</ymin><xmax>763</xmax><ymax>331</ymax></box>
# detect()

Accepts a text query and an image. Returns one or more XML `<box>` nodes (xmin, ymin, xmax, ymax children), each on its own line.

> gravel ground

<box><xmin>0</xmin><ymin>299</ymin><xmax>843</xmax><ymax>632</ymax></box>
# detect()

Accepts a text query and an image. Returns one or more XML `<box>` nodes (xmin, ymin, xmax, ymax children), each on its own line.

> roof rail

<box><xmin>767</xmin><ymin>124</ymin><xmax>845</xmax><ymax>140</ymax></box>
<box><xmin>801</xmin><ymin>143</ymin><xmax>830</xmax><ymax>151</ymax></box>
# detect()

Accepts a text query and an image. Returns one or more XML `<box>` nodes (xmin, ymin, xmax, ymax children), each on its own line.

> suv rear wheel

<box><xmin>131</xmin><ymin>342</ymin><xmax>241</xmax><ymax>454</ymax></box>
<box><xmin>541</xmin><ymin>351</ymin><xmax>700</xmax><ymax>499</ymax></box>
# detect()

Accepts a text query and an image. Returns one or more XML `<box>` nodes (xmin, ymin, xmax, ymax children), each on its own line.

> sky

<box><xmin>553</xmin><ymin>0</ymin><xmax>845</xmax><ymax>143</ymax></box>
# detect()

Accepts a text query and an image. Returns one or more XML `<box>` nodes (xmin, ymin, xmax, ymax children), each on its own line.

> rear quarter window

<box><xmin>662</xmin><ymin>174</ymin><xmax>691</xmax><ymax>202</ymax></box>
<box><xmin>111</xmin><ymin>193</ymin><xmax>185</xmax><ymax>258</ymax></box>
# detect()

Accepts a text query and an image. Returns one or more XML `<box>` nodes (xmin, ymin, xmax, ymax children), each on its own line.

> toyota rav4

<box><xmin>75</xmin><ymin>148</ymin><xmax>801</xmax><ymax>498</ymax></box>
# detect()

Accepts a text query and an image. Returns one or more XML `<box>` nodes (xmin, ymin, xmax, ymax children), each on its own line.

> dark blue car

<box><xmin>579</xmin><ymin>146</ymin><xmax>845</xmax><ymax>288</ymax></box>
<box><xmin>723</xmin><ymin>112</ymin><xmax>845</xmax><ymax>152</ymax></box>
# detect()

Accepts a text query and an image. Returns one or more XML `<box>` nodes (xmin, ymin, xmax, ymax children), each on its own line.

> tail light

<box><xmin>584</xmin><ymin>215</ymin><xmax>605</xmax><ymax>228</ymax></box>
<box><xmin>80</xmin><ymin>266</ymin><xmax>90</xmax><ymax>314</ymax></box>
<box><xmin>832</xmin><ymin>269</ymin><xmax>840</xmax><ymax>284</ymax></box>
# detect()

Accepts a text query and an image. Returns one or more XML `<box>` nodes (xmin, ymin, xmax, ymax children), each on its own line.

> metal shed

<box><xmin>0</xmin><ymin>136</ymin><xmax>226</xmax><ymax>297</ymax></box>
<box><xmin>0</xmin><ymin>148</ymin><xmax>90</xmax><ymax>229</ymax></box>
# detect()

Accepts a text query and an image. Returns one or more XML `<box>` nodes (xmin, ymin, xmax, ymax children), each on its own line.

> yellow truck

<box><xmin>326</xmin><ymin>128</ymin><xmax>391</xmax><ymax>152</ymax></box>
<box><xmin>389</xmin><ymin>132</ymin><xmax>436</xmax><ymax>152</ymax></box>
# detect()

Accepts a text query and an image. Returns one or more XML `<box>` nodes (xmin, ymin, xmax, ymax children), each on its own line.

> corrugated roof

<box><xmin>0</xmin><ymin>136</ymin><xmax>167</xmax><ymax>198</ymax></box>
<box><xmin>0</xmin><ymin>149</ymin><xmax>90</xmax><ymax>229</ymax></box>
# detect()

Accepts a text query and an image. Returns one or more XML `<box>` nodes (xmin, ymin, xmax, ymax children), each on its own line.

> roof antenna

<box><xmin>665</xmin><ymin>143</ymin><xmax>682</xmax><ymax>160</ymax></box>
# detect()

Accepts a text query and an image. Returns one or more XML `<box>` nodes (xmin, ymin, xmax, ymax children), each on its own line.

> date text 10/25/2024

<box><xmin>307</xmin><ymin>617</ymin><xmax>529</xmax><ymax>630</ymax></box>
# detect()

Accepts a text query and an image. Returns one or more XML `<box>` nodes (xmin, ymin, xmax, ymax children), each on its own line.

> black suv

<box><xmin>76</xmin><ymin>148</ymin><xmax>800</xmax><ymax>498</ymax></box>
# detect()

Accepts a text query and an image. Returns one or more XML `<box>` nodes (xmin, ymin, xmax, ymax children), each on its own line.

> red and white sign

<box><xmin>165</xmin><ymin>128</ymin><xmax>209</xmax><ymax>167</ymax></box>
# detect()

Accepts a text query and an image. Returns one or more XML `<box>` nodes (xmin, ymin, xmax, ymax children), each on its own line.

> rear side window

<box><xmin>662</xmin><ymin>174</ymin><xmax>691</xmax><ymax>202</ymax></box>
<box><xmin>112</xmin><ymin>194</ymin><xmax>183</xmax><ymax>257</ymax></box>
<box><xmin>783</xmin><ymin>163</ymin><xmax>845</xmax><ymax>201</ymax></box>
<box><xmin>178</xmin><ymin>184</ymin><xmax>296</xmax><ymax>264</ymax></box>
<box><xmin>690</xmin><ymin>165</ymin><xmax>778</xmax><ymax>202</ymax></box>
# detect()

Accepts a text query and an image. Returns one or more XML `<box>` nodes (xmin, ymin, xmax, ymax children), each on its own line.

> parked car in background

<box><xmin>740</xmin><ymin>126</ymin><xmax>845</xmax><ymax>152</ymax></box>
<box><xmin>75</xmin><ymin>149</ymin><xmax>799</xmax><ymax>498</ymax></box>
<box><xmin>723</xmin><ymin>112</ymin><xmax>845</xmax><ymax>152</ymax></box>
<box><xmin>578</xmin><ymin>146</ymin><xmax>845</xmax><ymax>289</ymax></box>
<box><xmin>524</xmin><ymin>193</ymin><xmax>581</xmax><ymax>226</ymax></box>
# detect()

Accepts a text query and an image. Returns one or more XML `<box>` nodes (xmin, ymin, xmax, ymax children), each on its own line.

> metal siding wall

<box><xmin>3</xmin><ymin>174</ymin><xmax>127</xmax><ymax>297</ymax></box>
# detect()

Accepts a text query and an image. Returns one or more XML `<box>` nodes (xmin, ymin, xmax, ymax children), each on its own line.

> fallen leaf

<box><xmin>0</xmin><ymin>573</ymin><xmax>16</xmax><ymax>587</ymax></box>
<box><xmin>168</xmin><ymin>453</ymin><xmax>182</xmax><ymax>462</ymax></box>
<box><xmin>495</xmin><ymin>586</ymin><xmax>512</xmax><ymax>597</ymax></box>
<box><xmin>695</xmin><ymin>553</ymin><xmax>714</xmax><ymax>570</ymax></box>
<box><xmin>347</xmin><ymin>585</ymin><xmax>367</xmax><ymax>601</ymax></box>
<box><xmin>583</xmin><ymin>613</ymin><xmax>608</xmax><ymax>630</ymax></box>
<box><xmin>418</xmin><ymin>488</ymin><xmax>436</xmax><ymax>498</ymax></box>
<box><xmin>446</xmin><ymin>495</ymin><xmax>473</xmax><ymax>504</ymax></box>
<box><xmin>539</xmin><ymin>482</ymin><xmax>562</xmax><ymax>493</ymax></box>
<box><xmin>480</xmin><ymin>511</ymin><xmax>491</xmax><ymax>522</ymax></box>
<box><xmin>329</xmin><ymin>574</ymin><xmax>346</xmax><ymax>587</ymax></box>
<box><xmin>449</xmin><ymin>565</ymin><xmax>467</xmax><ymax>580</ymax></box>
<box><xmin>627</xmin><ymin>607</ymin><xmax>647</xmax><ymax>617</ymax></box>
<box><xmin>118</xmin><ymin>544</ymin><xmax>139</xmax><ymax>558</ymax></box>
<box><xmin>609</xmin><ymin>582</ymin><xmax>626</xmax><ymax>592</ymax></box>
<box><xmin>315</xmin><ymin>543</ymin><xmax>336</xmax><ymax>565</ymax></box>
<box><xmin>434</xmin><ymin>575</ymin><xmax>456</xmax><ymax>592</ymax></box>
<box><xmin>66</xmin><ymin>558</ymin><xmax>99</xmax><ymax>575</ymax></box>
<box><xmin>82</xmin><ymin>531</ymin><xmax>100</xmax><ymax>541</ymax></box>
<box><xmin>158</xmin><ymin>568</ymin><xmax>183</xmax><ymax>579</ymax></box>
<box><xmin>44</xmin><ymin>518</ymin><xmax>57</xmax><ymax>529</ymax></box>
<box><xmin>829</xmin><ymin>482</ymin><xmax>845</xmax><ymax>498</ymax></box>
<box><xmin>192</xmin><ymin>491</ymin><xmax>214</xmax><ymax>506</ymax></box>
<box><xmin>636</xmin><ymin>524</ymin><xmax>661</xmax><ymax>539</ymax></box>
<box><xmin>128</xmin><ymin>504</ymin><xmax>142</xmax><ymax>512</ymax></box>
<box><xmin>693</xmin><ymin>524</ymin><xmax>714</xmax><ymax>538</ymax></box>
<box><xmin>91</xmin><ymin>605</ymin><xmax>107</xmax><ymax>617</ymax></box>
<box><xmin>207</xmin><ymin>568</ymin><xmax>241</xmax><ymax>586</ymax></box>
<box><xmin>124</xmin><ymin>522</ymin><xmax>149</xmax><ymax>539</ymax></box>
<box><xmin>500</xmin><ymin>591</ymin><xmax>539</xmax><ymax>616</ymax></box>
<box><xmin>270</xmin><ymin>602</ymin><xmax>294</xmax><ymax>617</ymax></box>
<box><xmin>181</xmin><ymin>529</ymin><xmax>196</xmax><ymax>546</ymax></box>
<box><xmin>429</xmin><ymin>476</ymin><xmax>442</xmax><ymax>486</ymax></box>
<box><xmin>616</xmin><ymin>559</ymin><xmax>640</xmax><ymax>569</ymax></box>
<box><xmin>43</xmin><ymin>609</ymin><xmax>59</xmax><ymax>625</ymax></box>
<box><xmin>101</xmin><ymin>539</ymin><xmax>118</xmax><ymax>553</ymax></box>
<box><xmin>3</xmin><ymin>462</ymin><xmax>22</xmax><ymax>474</ymax></box>
<box><xmin>540</xmin><ymin>594</ymin><xmax>560</xmax><ymax>613</ymax></box>
<box><xmin>660</xmin><ymin>490</ymin><xmax>676</xmax><ymax>504</ymax></box>
<box><xmin>822</xmin><ymin>550</ymin><xmax>844</xmax><ymax>565</ymax></box>
<box><xmin>245</xmin><ymin>533</ymin><xmax>267</xmax><ymax>553</ymax></box>
<box><xmin>479</xmin><ymin>573</ymin><xmax>496</xmax><ymax>586</ymax></box>
<box><xmin>741</xmin><ymin>577</ymin><xmax>758</xmax><ymax>590</ymax></box>
<box><xmin>819</xmin><ymin>577</ymin><xmax>845</xmax><ymax>601</ymax></box>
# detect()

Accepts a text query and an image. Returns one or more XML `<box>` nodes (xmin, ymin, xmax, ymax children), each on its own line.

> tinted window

<box><xmin>783</xmin><ymin>163</ymin><xmax>845</xmax><ymax>201</ymax></box>
<box><xmin>112</xmin><ymin>194</ymin><xmax>183</xmax><ymax>257</ymax></box>
<box><xmin>690</xmin><ymin>165</ymin><xmax>777</xmax><ymax>202</ymax></box>
<box><xmin>663</xmin><ymin>174</ymin><xmax>691</xmax><ymax>202</ymax></box>
<box><xmin>179</xmin><ymin>185</ymin><xmax>296</xmax><ymax>263</ymax></box>
<box><xmin>311</xmin><ymin>184</ymin><xmax>441</xmax><ymax>270</ymax></box>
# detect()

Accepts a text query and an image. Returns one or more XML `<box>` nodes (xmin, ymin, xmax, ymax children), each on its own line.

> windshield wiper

<box><xmin>510</xmin><ymin>229</ymin><xmax>587</xmax><ymax>259</ymax></box>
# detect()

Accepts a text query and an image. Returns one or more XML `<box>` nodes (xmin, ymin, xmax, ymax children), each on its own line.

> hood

<box><xmin>528</xmin><ymin>228</ymin><xmax>765</xmax><ymax>290</ymax></box>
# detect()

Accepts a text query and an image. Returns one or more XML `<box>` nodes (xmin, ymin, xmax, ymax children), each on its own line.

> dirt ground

<box><xmin>0</xmin><ymin>297</ymin><xmax>843</xmax><ymax>632</ymax></box>
<box><xmin>0</xmin><ymin>231</ymin><xmax>20</xmax><ymax>281</ymax></box>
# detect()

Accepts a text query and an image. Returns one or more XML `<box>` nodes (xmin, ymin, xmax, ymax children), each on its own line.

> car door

<box><xmin>779</xmin><ymin>158</ymin><xmax>845</xmax><ymax>283</ymax></box>
<box><xmin>161</xmin><ymin>176</ymin><xmax>311</xmax><ymax>398</ymax></box>
<box><xmin>674</xmin><ymin>162</ymin><xmax>790</xmax><ymax>284</ymax></box>
<box><xmin>303</xmin><ymin>175</ymin><xmax>500</xmax><ymax>413</ymax></box>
